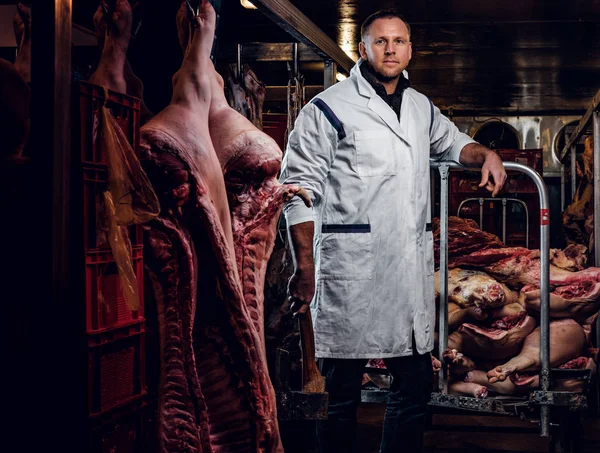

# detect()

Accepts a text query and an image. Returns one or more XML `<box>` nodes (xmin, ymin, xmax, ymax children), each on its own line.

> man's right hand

<box><xmin>288</xmin><ymin>267</ymin><xmax>315</xmax><ymax>316</ymax></box>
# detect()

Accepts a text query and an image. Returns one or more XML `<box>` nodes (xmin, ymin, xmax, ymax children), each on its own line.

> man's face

<box><xmin>359</xmin><ymin>17</ymin><xmax>412</xmax><ymax>81</ymax></box>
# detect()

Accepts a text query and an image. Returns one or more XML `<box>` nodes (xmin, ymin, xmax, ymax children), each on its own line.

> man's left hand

<box><xmin>479</xmin><ymin>151</ymin><xmax>507</xmax><ymax>197</ymax></box>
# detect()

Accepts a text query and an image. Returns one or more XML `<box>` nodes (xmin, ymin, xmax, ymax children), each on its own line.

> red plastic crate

<box><xmin>450</xmin><ymin>149</ymin><xmax>543</xmax><ymax>196</ymax></box>
<box><xmin>89</xmin><ymin>401</ymin><xmax>147</xmax><ymax>453</ymax></box>
<box><xmin>86</xmin><ymin>247</ymin><xmax>144</xmax><ymax>333</ymax></box>
<box><xmin>90</xmin><ymin>411</ymin><xmax>144</xmax><ymax>453</ymax></box>
<box><xmin>88</xmin><ymin>323</ymin><xmax>147</xmax><ymax>416</ymax></box>
<box><xmin>83</xmin><ymin>167</ymin><xmax>143</xmax><ymax>251</ymax></box>
<box><xmin>497</xmin><ymin>148</ymin><xmax>543</xmax><ymax>173</ymax></box>
<box><xmin>74</xmin><ymin>81</ymin><xmax>141</xmax><ymax>166</ymax></box>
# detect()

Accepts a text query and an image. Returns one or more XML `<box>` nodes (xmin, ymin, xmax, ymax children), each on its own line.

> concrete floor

<box><xmin>279</xmin><ymin>404</ymin><xmax>600</xmax><ymax>452</ymax></box>
<box><xmin>358</xmin><ymin>404</ymin><xmax>600</xmax><ymax>453</ymax></box>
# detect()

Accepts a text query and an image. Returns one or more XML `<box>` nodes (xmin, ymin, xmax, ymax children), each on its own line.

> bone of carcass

<box><xmin>433</xmin><ymin>216</ymin><xmax>504</xmax><ymax>268</ymax></box>
<box><xmin>435</xmin><ymin>268</ymin><xmax>518</xmax><ymax>309</ymax></box>
<box><xmin>448</xmin><ymin>312</ymin><xmax>537</xmax><ymax>360</ymax></box>
<box><xmin>520</xmin><ymin>282</ymin><xmax>600</xmax><ymax>323</ymax></box>
<box><xmin>140</xmin><ymin>2</ymin><xmax>289</xmax><ymax>451</ymax></box>
<box><xmin>487</xmin><ymin>318</ymin><xmax>586</xmax><ymax>383</ymax></box>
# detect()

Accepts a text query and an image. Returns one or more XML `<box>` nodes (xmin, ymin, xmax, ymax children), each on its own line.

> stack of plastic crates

<box><xmin>73</xmin><ymin>81</ymin><xmax>148</xmax><ymax>453</ymax></box>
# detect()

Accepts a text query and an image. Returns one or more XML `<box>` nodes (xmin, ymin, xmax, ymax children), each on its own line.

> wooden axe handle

<box><xmin>298</xmin><ymin>309</ymin><xmax>325</xmax><ymax>393</ymax></box>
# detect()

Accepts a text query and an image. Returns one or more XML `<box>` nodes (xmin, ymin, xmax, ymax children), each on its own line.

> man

<box><xmin>279</xmin><ymin>9</ymin><xmax>507</xmax><ymax>453</ymax></box>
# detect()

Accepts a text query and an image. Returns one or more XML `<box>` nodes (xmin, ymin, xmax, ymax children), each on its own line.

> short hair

<box><xmin>360</xmin><ymin>9</ymin><xmax>411</xmax><ymax>41</ymax></box>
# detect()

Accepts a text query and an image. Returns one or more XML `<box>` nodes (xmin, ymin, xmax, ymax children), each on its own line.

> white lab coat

<box><xmin>280</xmin><ymin>60</ymin><xmax>475</xmax><ymax>359</ymax></box>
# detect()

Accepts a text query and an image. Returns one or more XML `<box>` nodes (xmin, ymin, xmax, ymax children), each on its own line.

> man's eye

<box><xmin>376</xmin><ymin>40</ymin><xmax>384</xmax><ymax>44</ymax></box>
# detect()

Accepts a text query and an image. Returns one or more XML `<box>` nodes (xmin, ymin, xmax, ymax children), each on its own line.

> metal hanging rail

<box><xmin>248</xmin><ymin>0</ymin><xmax>356</xmax><ymax>73</ymax></box>
<box><xmin>456</xmin><ymin>197</ymin><xmax>530</xmax><ymax>248</ymax></box>
<box><xmin>558</xmin><ymin>88</ymin><xmax>600</xmax><ymax>163</ymax></box>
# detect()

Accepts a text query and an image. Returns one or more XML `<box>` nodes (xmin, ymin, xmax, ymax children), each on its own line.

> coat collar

<box><xmin>350</xmin><ymin>59</ymin><xmax>411</xmax><ymax>145</ymax></box>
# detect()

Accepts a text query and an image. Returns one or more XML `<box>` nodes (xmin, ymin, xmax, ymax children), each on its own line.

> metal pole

<box><xmin>431</xmin><ymin>161</ymin><xmax>550</xmax><ymax>436</ymax></box>
<box><xmin>524</xmin><ymin>201</ymin><xmax>530</xmax><ymax>249</ymax></box>
<box><xmin>560</xmin><ymin>165</ymin><xmax>565</xmax><ymax>211</ymax></box>
<box><xmin>236</xmin><ymin>43</ymin><xmax>242</xmax><ymax>81</ymax></box>
<box><xmin>571</xmin><ymin>145</ymin><xmax>577</xmax><ymax>201</ymax></box>
<box><xmin>29</xmin><ymin>1</ymin><xmax>83</xmax><ymax>450</ymax></box>
<box><xmin>502</xmin><ymin>198</ymin><xmax>507</xmax><ymax>244</ymax></box>
<box><xmin>479</xmin><ymin>198</ymin><xmax>484</xmax><ymax>229</ymax></box>
<box><xmin>594</xmin><ymin>111</ymin><xmax>600</xmax><ymax>268</ymax></box>
<box><xmin>438</xmin><ymin>164</ymin><xmax>450</xmax><ymax>394</ymax></box>
<box><xmin>324</xmin><ymin>60</ymin><xmax>337</xmax><ymax>89</ymax></box>
<box><xmin>593</xmin><ymin>111</ymin><xmax>600</xmax><ymax>414</ymax></box>
<box><xmin>293</xmin><ymin>42</ymin><xmax>299</xmax><ymax>78</ymax></box>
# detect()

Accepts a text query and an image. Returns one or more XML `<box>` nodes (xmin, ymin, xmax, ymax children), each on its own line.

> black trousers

<box><xmin>316</xmin><ymin>350</ymin><xmax>433</xmax><ymax>453</ymax></box>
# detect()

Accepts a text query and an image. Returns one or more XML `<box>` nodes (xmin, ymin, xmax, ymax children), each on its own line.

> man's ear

<box><xmin>359</xmin><ymin>41</ymin><xmax>367</xmax><ymax>60</ymax></box>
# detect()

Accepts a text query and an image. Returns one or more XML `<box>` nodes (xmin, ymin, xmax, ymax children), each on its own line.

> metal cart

<box><xmin>362</xmin><ymin>161</ymin><xmax>595</xmax><ymax>453</ymax></box>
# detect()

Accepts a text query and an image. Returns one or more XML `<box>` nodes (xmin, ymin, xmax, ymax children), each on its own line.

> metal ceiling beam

<box><xmin>218</xmin><ymin>42</ymin><xmax>322</xmax><ymax>62</ymax></box>
<box><xmin>249</xmin><ymin>0</ymin><xmax>356</xmax><ymax>72</ymax></box>
<box><xmin>265</xmin><ymin>85</ymin><xmax>323</xmax><ymax>102</ymax></box>
<box><xmin>559</xmin><ymin>87</ymin><xmax>600</xmax><ymax>161</ymax></box>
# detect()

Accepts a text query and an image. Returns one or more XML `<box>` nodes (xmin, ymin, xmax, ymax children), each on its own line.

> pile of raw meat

<box><xmin>434</xmin><ymin>217</ymin><xmax>599</xmax><ymax>398</ymax></box>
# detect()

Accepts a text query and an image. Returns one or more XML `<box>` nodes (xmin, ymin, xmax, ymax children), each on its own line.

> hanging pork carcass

<box><xmin>138</xmin><ymin>2</ymin><xmax>310</xmax><ymax>451</ymax></box>
<box><xmin>562</xmin><ymin>136</ymin><xmax>595</xmax><ymax>255</ymax></box>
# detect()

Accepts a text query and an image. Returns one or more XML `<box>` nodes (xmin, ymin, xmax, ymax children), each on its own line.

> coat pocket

<box><xmin>354</xmin><ymin>130</ymin><xmax>397</xmax><ymax>177</ymax></box>
<box><xmin>318</xmin><ymin>230</ymin><xmax>374</xmax><ymax>280</ymax></box>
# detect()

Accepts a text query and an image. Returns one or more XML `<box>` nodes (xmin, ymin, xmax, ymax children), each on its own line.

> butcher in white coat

<box><xmin>280</xmin><ymin>8</ymin><xmax>507</xmax><ymax>453</ymax></box>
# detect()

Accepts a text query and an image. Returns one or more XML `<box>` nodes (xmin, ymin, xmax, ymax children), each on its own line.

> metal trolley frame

<box><xmin>362</xmin><ymin>161</ymin><xmax>595</xmax><ymax>451</ymax></box>
<box><xmin>429</xmin><ymin>161</ymin><xmax>593</xmax><ymax>452</ymax></box>
<box><xmin>456</xmin><ymin>197</ymin><xmax>530</xmax><ymax>248</ymax></box>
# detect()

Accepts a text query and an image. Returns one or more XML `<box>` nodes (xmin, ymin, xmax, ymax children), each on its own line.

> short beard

<box><xmin>365</xmin><ymin>60</ymin><xmax>400</xmax><ymax>83</ymax></box>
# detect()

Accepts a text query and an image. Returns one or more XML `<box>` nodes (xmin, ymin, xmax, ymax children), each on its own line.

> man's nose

<box><xmin>384</xmin><ymin>44</ymin><xmax>395</xmax><ymax>55</ymax></box>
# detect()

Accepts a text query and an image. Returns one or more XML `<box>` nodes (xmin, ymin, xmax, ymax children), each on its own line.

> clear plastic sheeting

<box><xmin>99</xmin><ymin>87</ymin><xmax>160</xmax><ymax>310</ymax></box>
